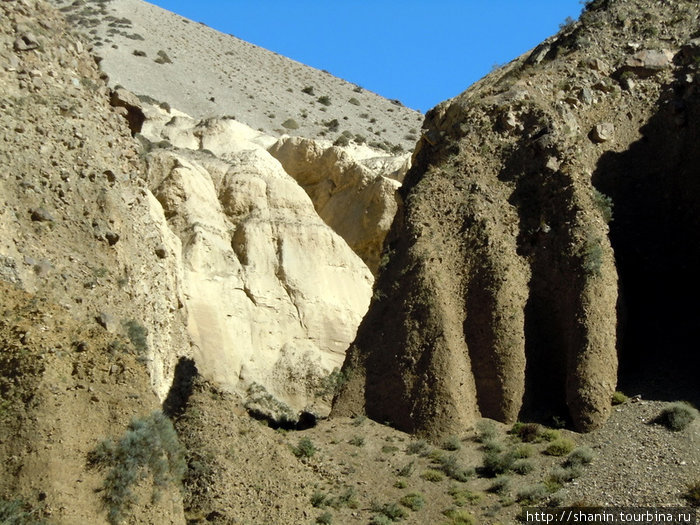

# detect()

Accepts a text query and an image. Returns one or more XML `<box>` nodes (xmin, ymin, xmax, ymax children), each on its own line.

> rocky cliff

<box><xmin>333</xmin><ymin>0</ymin><xmax>700</xmax><ymax>438</ymax></box>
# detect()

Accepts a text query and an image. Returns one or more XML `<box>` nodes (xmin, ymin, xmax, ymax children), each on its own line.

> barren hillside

<box><xmin>50</xmin><ymin>0</ymin><xmax>424</xmax><ymax>153</ymax></box>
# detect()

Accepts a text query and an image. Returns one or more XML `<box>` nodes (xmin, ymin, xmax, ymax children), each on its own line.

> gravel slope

<box><xmin>50</xmin><ymin>0</ymin><xmax>424</xmax><ymax>152</ymax></box>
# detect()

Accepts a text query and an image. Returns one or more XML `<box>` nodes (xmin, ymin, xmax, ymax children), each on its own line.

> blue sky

<box><xmin>148</xmin><ymin>1</ymin><xmax>584</xmax><ymax>112</ymax></box>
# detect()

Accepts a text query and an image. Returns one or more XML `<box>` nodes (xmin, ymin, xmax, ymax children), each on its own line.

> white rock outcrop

<box><xmin>143</xmin><ymin>115</ymin><xmax>373</xmax><ymax>413</ymax></box>
<box><xmin>268</xmin><ymin>136</ymin><xmax>401</xmax><ymax>275</ymax></box>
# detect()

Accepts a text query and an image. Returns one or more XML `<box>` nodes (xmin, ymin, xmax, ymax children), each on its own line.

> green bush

<box><xmin>302</xmin><ymin>86</ymin><xmax>314</xmax><ymax>95</ymax></box>
<box><xmin>511</xmin><ymin>422</ymin><xmax>541</xmax><ymax>442</ymax></box>
<box><xmin>512</xmin><ymin>459</ymin><xmax>534</xmax><ymax>475</ymax></box>
<box><xmin>88</xmin><ymin>411</ymin><xmax>186</xmax><ymax>525</ymax></box>
<box><xmin>0</xmin><ymin>498</ymin><xmax>45</xmax><ymax>525</ymax></box>
<box><xmin>123</xmin><ymin>319</ymin><xmax>148</xmax><ymax>355</ymax></box>
<box><xmin>282</xmin><ymin>118</ymin><xmax>299</xmax><ymax>130</ymax></box>
<box><xmin>369</xmin><ymin>514</ymin><xmax>393</xmax><ymax>525</ymax></box>
<box><xmin>481</xmin><ymin>438</ymin><xmax>504</xmax><ymax>453</ymax></box>
<box><xmin>481</xmin><ymin>449</ymin><xmax>516</xmax><ymax>477</ymax></box>
<box><xmin>544</xmin><ymin>438</ymin><xmax>576</xmax><ymax>456</ymax></box>
<box><xmin>317</xmin><ymin>95</ymin><xmax>331</xmax><ymax>106</ymax></box>
<box><xmin>475</xmin><ymin>420</ymin><xmax>497</xmax><ymax>443</ymax></box>
<box><xmin>565</xmin><ymin>447</ymin><xmax>594</xmax><ymax>467</ymax></box>
<box><xmin>438</xmin><ymin>454</ymin><xmax>474</xmax><ymax>482</ymax></box>
<box><xmin>399</xmin><ymin>492</ymin><xmax>424</xmax><ymax>511</ymax></box>
<box><xmin>348</xmin><ymin>97</ymin><xmax>360</xmax><ymax>105</ymax></box>
<box><xmin>333</xmin><ymin>135</ymin><xmax>350</xmax><ymax>147</ymax></box>
<box><xmin>549</xmin><ymin>465</ymin><xmax>583</xmax><ymax>484</ymax></box>
<box><xmin>448</xmin><ymin>486</ymin><xmax>481</xmax><ymax>506</ymax></box>
<box><xmin>656</xmin><ymin>402</ymin><xmax>698</xmax><ymax>431</ymax></box>
<box><xmin>611</xmin><ymin>391</ymin><xmax>629</xmax><ymax>405</ymax></box>
<box><xmin>540</xmin><ymin>428</ymin><xmax>561</xmax><ymax>442</ymax></box>
<box><xmin>311</xmin><ymin>490</ymin><xmax>328</xmax><ymax>508</ymax></box>
<box><xmin>371</xmin><ymin>502</ymin><xmax>407</xmax><ymax>521</ymax></box>
<box><xmin>316</xmin><ymin>511</ymin><xmax>332</xmax><ymax>524</ymax></box>
<box><xmin>420</xmin><ymin>469</ymin><xmax>444</xmax><ymax>482</ymax></box>
<box><xmin>592</xmin><ymin>189</ymin><xmax>614</xmax><ymax>223</ymax></box>
<box><xmin>488</xmin><ymin>475</ymin><xmax>510</xmax><ymax>495</ymax></box>
<box><xmin>442</xmin><ymin>436</ymin><xmax>461</xmax><ymax>451</ymax></box>
<box><xmin>292</xmin><ymin>437</ymin><xmax>317</xmax><ymax>458</ymax></box>
<box><xmin>406</xmin><ymin>439</ymin><xmax>430</xmax><ymax>456</ymax></box>
<box><xmin>154</xmin><ymin>50</ymin><xmax>172</xmax><ymax>64</ymax></box>
<box><xmin>442</xmin><ymin>508</ymin><xmax>476</xmax><ymax>524</ymax></box>
<box><xmin>348</xmin><ymin>435</ymin><xmax>365</xmax><ymax>447</ymax></box>
<box><xmin>516</xmin><ymin>483</ymin><xmax>549</xmax><ymax>504</ymax></box>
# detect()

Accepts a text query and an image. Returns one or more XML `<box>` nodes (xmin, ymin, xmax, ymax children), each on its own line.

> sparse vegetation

<box><xmin>318</xmin><ymin>368</ymin><xmax>348</xmax><ymax>399</ymax></box>
<box><xmin>449</xmin><ymin>486</ymin><xmax>481</xmax><ymax>507</ymax></box>
<box><xmin>333</xmin><ymin>135</ymin><xmax>349</xmax><ymax>147</ymax></box>
<box><xmin>0</xmin><ymin>498</ymin><xmax>45</xmax><ymax>525</ymax></box>
<box><xmin>593</xmin><ymin>188</ymin><xmax>614</xmax><ymax>223</ymax></box>
<box><xmin>516</xmin><ymin>483</ymin><xmax>549</xmax><ymax>504</ymax></box>
<box><xmin>442</xmin><ymin>508</ymin><xmax>476</xmax><ymax>525</ymax></box>
<box><xmin>565</xmin><ymin>446</ymin><xmax>594</xmax><ymax>467</ymax></box>
<box><xmin>123</xmin><ymin>320</ymin><xmax>148</xmax><ymax>355</ymax></box>
<box><xmin>544</xmin><ymin>438</ymin><xmax>576</xmax><ymax>456</ymax></box>
<box><xmin>348</xmin><ymin>97</ymin><xmax>360</xmax><ymax>105</ymax></box>
<box><xmin>316</xmin><ymin>511</ymin><xmax>333</xmax><ymax>524</ymax></box>
<box><xmin>475</xmin><ymin>420</ymin><xmax>497</xmax><ymax>443</ymax></box>
<box><xmin>436</xmin><ymin>454</ymin><xmax>474</xmax><ymax>482</ymax></box>
<box><xmin>291</xmin><ymin>437</ymin><xmax>317</xmax><ymax>458</ymax></box>
<box><xmin>512</xmin><ymin>459</ymin><xmax>534</xmax><ymax>475</ymax></box>
<box><xmin>370</xmin><ymin>502</ymin><xmax>407</xmax><ymax>522</ymax></box>
<box><xmin>399</xmin><ymin>492</ymin><xmax>424</xmax><ymax>511</ymax></box>
<box><xmin>301</xmin><ymin>86</ymin><xmax>314</xmax><ymax>95</ymax></box>
<box><xmin>406</xmin><ymin>439</ymin><xmax>431</xmax><ymax>456</ymax></box>
<box><xmin>611</xmin><ymin>391</ymin><xmax>629</xmax><ymax>405</ymax></box>
<box><xmin>420</xmin><ymin>469</ymin><xmax>445</xmax><ymax>482</ymax></box>
<box><xmin>88</xmin><ymin>411</ymin><xmax>186</xmax><ymax>525</ymax></box>
<box><xmin>317</xmin><ymin>95</ymin><xmax>331</xmax><ymax>106</ymax></box>
<box><xmin>282</xmin><ymin>118</ymin><xmax>299</xmax><ymax>130</ymax></box>
<box><xmin>154</xmin><ymin>50</ymin><xmax>172</xmax><ymax>64</ymax></box>
<box><xmin>655</xmin><ymin>402</ymin><xmax>698</xmax><ymax>431</ymax></box>
<box><xmin>442</xmin><ymin>435</ymin><xmax>461</xmax><ymax>451</ymax></box>
<box><xmin>488</xmin><ymin>475</ymin><xmax>510</xmax><ymax>495</ymax></box>
<box><xmin>348</xmin><ymin>435</ymin><xmax>365</xmax><ymax>447</ymax></box>
<box><xmin>510</xmin><ymin>422</ymin><xmax>540</xmax><ymax>443</ymax></box>
<box><xmin>397</xmin><ymin>460</ymin><xmax>415</xmax><ymax>477</ymax></box>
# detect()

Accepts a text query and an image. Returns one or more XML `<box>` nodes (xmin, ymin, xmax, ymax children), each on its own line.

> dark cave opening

<box><xmin>592</xmin><ymin>72</ymin><xmax>700</xmax><ymax>407</ymax></box>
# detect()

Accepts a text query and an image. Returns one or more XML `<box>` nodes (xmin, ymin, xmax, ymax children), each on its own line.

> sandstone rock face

<box><xmin>334</xmin><ymin>0</ymin><xmax>700</xmax><ymax>437</ymax></box>
<box><xmin>144</xmin><ymin>136</ymin><xmax>373</xmax><ymax>415</ymax></box>
<box><xmin>268</xmin><ymin>136</ymin><xmax>401</xmax><ymax>274</ymax></box>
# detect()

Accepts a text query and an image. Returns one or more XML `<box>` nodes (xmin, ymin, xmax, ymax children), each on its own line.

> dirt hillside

<box><xmin>333</xmin><ymin>0</ymin><xmax>700</xmax><ymax>437</ymax></box>
<box><xmin>49</xmin><ymin>0</ymin><xmax>424</xmax><ymax>153</ymax></box>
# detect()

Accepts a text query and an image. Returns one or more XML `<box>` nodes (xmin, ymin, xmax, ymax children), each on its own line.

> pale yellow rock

<box><xmin>268</xmin><ymin>136</ymin><xmax>400</xmax><ymax>274</ymax></box>
<box><xmin>146</xmin><ymin>146</ymin><xmax>373</xmax><ymax>413</ymax></box>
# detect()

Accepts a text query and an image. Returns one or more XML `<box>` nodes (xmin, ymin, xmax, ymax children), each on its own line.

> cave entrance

<box><xmin>592</xmin><ymin>74</ymin><xmax>699</xmax><ymax>406</ymax></box>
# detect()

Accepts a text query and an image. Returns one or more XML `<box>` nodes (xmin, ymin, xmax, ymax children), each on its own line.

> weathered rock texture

<box><xmin>269</xmin><ymin>136</ymin><xmax>402</xmax><ymax>274</ymax></box>
<box><xmin>144</xmin><ymin>142</ymin><xmax>373</xmax><ymax>414</ymax></box>
<box><xmin>130</xmin><ymin>101</ymin><xmax>375</xmax><ymax>414</ymax></box>
<box><xmin>333</xmin><ymin>0</ymin><xmax>700</xmax><ymax>438</ymax></box>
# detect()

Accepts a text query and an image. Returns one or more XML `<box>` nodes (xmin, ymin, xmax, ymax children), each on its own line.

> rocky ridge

<box><xmin>333</xmin><ymin>0</ymin><xmax>700</xmax><ymax>438</ymax></box>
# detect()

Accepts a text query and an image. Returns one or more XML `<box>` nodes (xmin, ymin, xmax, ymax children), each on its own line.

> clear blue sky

<box><xmin>148</xmin><ymin>1</ymin><xmax>584</xmax><ymax>112</ymax></box>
